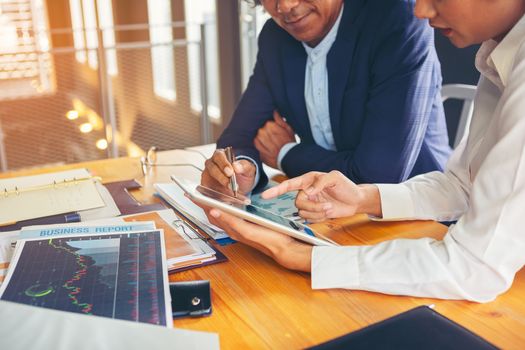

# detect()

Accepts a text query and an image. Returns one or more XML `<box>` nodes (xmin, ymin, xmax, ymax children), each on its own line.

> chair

<box><xmin>441</xmin><ymin>84</ymin><xmax>477</xmax><ymax>148</ymax></box>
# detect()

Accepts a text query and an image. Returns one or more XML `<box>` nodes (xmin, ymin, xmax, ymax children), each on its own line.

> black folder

<box><xmin>308</xmin><ymin>306</ymin><xmax>499</xmax><ymax>350</ymax></box>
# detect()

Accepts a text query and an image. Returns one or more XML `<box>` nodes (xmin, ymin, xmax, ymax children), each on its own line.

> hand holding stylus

<box><xmin>200</xmin><ymin>148</ymin><xmax>256</xmax><ymax>196</ymax></box>
<box><xmin>224</xmin><ymin>147</ymin><xmax>239</xmax><ymax>198</ymax></box>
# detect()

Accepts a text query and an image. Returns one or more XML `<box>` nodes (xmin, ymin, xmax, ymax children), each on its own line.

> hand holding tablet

<box><xmin>171</xmin><ymin>176</ymin><xmax>337</xmax><ymax>247</ymax></box>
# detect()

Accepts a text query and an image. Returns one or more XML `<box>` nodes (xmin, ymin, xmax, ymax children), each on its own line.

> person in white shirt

<box><xmin>205</xmin><ymin>0</ymin><xmax>525</xmax><ymax>303</ymax></box>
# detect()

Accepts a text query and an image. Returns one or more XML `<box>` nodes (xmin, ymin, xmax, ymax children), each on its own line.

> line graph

<box><xmin>48</xmin><ymin>239</ymin><xmax>93</xmax><ymax>314</ymax></box>
<box><xmin>0</xmin><ymin>231</ymin><xmax>169</xmax><ymax>326</ymax></box>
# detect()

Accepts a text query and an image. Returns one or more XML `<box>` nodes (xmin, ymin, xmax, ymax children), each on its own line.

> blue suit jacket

<box><xmin>218</xmin><ymin>0</ymin><xmax>451</xmax><ymax>190</ymax></box>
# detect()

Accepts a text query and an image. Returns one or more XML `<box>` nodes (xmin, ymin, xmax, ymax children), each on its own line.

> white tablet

<box><xmin>171</xmin><ymin>176</ymin><xmax>338</xmax><ymax>247</ymax></box>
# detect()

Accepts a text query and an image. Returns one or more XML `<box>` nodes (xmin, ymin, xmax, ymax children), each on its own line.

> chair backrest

<box><xmin>441</xmin><ymin>84</ymin><xmax>477</xmax><ymax>148</ymax></box>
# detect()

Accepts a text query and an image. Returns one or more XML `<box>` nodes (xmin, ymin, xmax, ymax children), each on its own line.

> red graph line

<box><xmin>48</xmin><ymin>239</ymin><xmax>93</xmax><ymax>314</ymax></box>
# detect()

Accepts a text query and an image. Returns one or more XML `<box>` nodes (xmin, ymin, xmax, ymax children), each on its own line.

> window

<box><xmin>0</xmin><ymin>0</ymin><xmax>55</xmax><ymax>100</ymax></box>
<box><xmin>239</xmin><ymin>3</ymin><xmax>270</xmax><ymax>89</ymax></box>
<box><xmin>96</xmin><ymin>0</ymin><xmax>117</xmax><ymax>76</ymax></box>
<box><xmin>147</xmin><ymin>0</ymin><xmax>176</xmax><ymax>101</ymax></box>
<box><xmin>184</xmin><ymin>0</ymin><xmax>220</xmax><ymax>120</ymax></box>
<box><xmin>69</xmin><ymin>0</ymin><xmax>117</xmax><ymax>75</ymax></box>
<box><xmin>69</xmin><ymin>0</ymin><xmax>86</xmax><ymax>63</ymax></box>
<box><xmin>82</xmin><ymin>0</ymin><xmax>98</xmax><ymax>69</ymax></box>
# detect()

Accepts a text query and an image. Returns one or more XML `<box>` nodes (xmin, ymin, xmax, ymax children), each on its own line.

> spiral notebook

<box><xmin>0</xmin><ymin>169</ymin><xmax>105</xmax><ymax>226</ymax></box>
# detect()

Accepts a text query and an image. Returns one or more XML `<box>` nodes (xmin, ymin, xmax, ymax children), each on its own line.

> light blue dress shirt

<box><xmin>244</xmin><ymin>5</ymin><xmax>344</xmax><ymax>189</ymax></box>
<box><xmin>277</xmin><ymin>5</ymin><xmax>344</xmax><ymax>170</ymax></box>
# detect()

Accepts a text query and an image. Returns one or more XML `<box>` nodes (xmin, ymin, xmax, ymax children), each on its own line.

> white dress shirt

<box><xmin>276</xmin><ymin>5</ymin><xmax>344</xmax><ymax>170</ymax></box>
<box><xmin>311</xmin><ymin>14</ymin><xmax>525</xmax><ymax>303</ymax></box>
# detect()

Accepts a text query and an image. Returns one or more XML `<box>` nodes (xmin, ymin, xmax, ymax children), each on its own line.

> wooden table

<box><xmin>2</xmin><ymin>153</ymin><xmax>524</xmax><ymax>349</ymax></box>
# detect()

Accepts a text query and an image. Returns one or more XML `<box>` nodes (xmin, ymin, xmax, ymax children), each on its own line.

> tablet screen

<box><xmin>244</xmin><ymin>205</ymin><xmax>313</xmax><ymax>236</ymax></box>
<box><xmin>196</xmin><ymin>185</ymin><xmax>314</xmax><ymax>236</ymax></box>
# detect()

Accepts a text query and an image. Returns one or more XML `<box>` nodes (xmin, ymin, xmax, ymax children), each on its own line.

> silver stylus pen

<box><xmin>225</xmin><ymin>146</ymin><xmax>239</xmax><ymax>198</ymax></box>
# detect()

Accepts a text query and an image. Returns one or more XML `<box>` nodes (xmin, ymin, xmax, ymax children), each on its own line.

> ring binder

<box><xmin>0</xmin><ymin>169</ymin><xmax>105</xmax><ymax>226</ymax></box>
<box><xmin>0</xmin><ymin>176</ymin><xmax>98</xmax><ymax>198</ymax></box>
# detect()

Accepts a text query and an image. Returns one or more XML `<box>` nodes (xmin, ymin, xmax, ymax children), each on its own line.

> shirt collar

<box><xmin>475</xmin><ymin>40</ymin><xmax>501</xmax><ymax>90</ymax></box>
<box><xmin>302</xmin><ymin>4</ymin><xmax>344</xmax><ymax>60</ymax></box>
<box><xmin>476</xmin><ymin>13</ymin><xmax>525</xmax><ymax>89</ymax></box>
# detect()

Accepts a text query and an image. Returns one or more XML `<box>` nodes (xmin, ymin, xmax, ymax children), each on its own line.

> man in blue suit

<box><xmin>201</xmin><ymin>0</ymin><xmax>451</xmax><ymax>194</ymax></box>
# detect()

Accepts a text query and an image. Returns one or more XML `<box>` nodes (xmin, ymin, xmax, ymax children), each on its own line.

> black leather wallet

<box><xmin>169</xmin><ymin>280</ymin><xmax>212</xmax><ymax>319</ymax></box>
<box><xmin>308</xmin><ymin>306</ymin><xmax>498</xmax><ymax>350</ymax></box>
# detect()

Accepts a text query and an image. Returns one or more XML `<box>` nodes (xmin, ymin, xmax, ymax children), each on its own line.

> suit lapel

<box><xmin>327</xmin><ymin>0</ymin><xmax>365</xmax><ymax>149</ymax></box>
<box><xmin>281</xmin><ymin>41</ymin><xmax>312</xmax><ymax>141</ymax></box>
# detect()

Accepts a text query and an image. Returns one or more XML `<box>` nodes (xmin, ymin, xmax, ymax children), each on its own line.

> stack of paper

<box><xmin>155</xmin><ymin>182</ymin><xmax>233</xmax><ymax>244</ymax></box>
<box><xmin>120</xmin><ymin>210</ymin><xmax>220</xmax><ymax>270</ymax></box>
<box><xmin>0</xmin><ymin>209</ymin><xmax>222</xmax><ymax>284</ymax></box>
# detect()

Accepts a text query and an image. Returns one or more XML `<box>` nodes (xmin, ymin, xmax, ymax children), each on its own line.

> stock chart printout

<box><xmin>0</xmin><ymin>231</ymin><xmax>172</xmax><ymax>326</ymax></box>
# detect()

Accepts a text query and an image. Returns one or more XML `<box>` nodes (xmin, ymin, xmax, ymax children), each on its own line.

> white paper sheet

<box><xmin>0</xmin><ymin>300</ymin><xmax>219</xmax><ymax>350</ymax></box>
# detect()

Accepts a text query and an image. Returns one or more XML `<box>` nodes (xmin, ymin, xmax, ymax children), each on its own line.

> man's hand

<box><xmin>262</xmin><ymin>171</ymin><xmax>382</xmax><ymax>222</ymax></box>
<box><xmin>254</xmin><ymin>110</ymin><xmax>295</xmax><ymax>169</ymax></box>
<box><xmin>201</xmin><ymin>149</ymin><xmax>256</xmax><ymax>195</ymax></box>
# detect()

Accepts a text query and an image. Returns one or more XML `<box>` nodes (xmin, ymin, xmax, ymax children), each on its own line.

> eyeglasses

<box><xmin>140</xmin><ymin>146</ymin><xmax>206</xmax><ymax>176</ymax></box>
